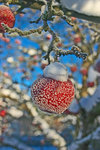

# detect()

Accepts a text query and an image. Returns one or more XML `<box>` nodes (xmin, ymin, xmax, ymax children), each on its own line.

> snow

<box><xmin>68</xmin><ymin>143</ymin><xmax>79</xmax><ymax>150</ymax></box>
<box><xmin>87</xmin><ymin>87</ymin><xmax>96</xmax><ymax>96</ymax></box>
<box><xmin>87</xmin><ymin>66</ymin><xmax>100</xmax><ymax>82</ymax></box>
<box><xmin>8</xmin><ymin>107</ymin><xmax>23</xmax><ymax>118</ymax></box>
<box><xmin>92</xmin><ymin>127</ymin><xmax>100</xmax><ymax>140</ymax></box>
<box><xmin>68</xmin><ymin>127</ymin><xmax>100</xmax><ymax>150</ymax></box>
<box><xmin>68</xmin><ymin>84</ymin><xmax>100</xmax><ymax>113</ymax></box>
<box><xmin>28</xmin><ymin>48</ymin><xmax>37</xmax><ymax>56</ymax></box>
<box><xmin>43</xmin><ymin>62</ymin><xmax>68</xmax><ymax>81</ymax></box>
<box><xmin>80</xmin><ymin>85</ymin><xmax>100</xmax><ymax>112</ymax></box>
<box><xmin>68</xmin><ymin>99</ymin><xmax>80</xmax><ymax>113</ymax></box>
<box><xmin>7</xmin><ymin>57</ymin><xmax>14</xmax><ymax>63</ymax></box>
<box><xmin>61</xmin><ymin>0</ymin><xmax>100</xmax><ymax>16</ymax></box>
<box><xmin>3</xmin><ymin>136</ymin><xmax>34</xmax><ymax>150</ymax></box>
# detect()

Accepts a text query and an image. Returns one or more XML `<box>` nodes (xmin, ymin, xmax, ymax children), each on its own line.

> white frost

<box><xmin>87</xmin><ymin>66</ymin><xmax>100</xmax><ymax>82</ymax></box>
<box><xmin>61</xmin><ymin>0</ymin><xmax>100</xmax><ymax>16</ymax></box>
<box><xmin>68</xmin><ymin>127</ymin><xmax>100</xmax><ymax>150</ymax></box>
<box><xmin>8</xmin><ymin>107</ymin><xmax>23</xmax><ymax>118</ymax></box>
<box><xmin>80</xmin><ymin>85</ymin><xmax>100</xmax><ymax>112</ymax></box>
<box><xmin>43</xmin><ymin>62</ymin><xmax>68</xmax><ymax>81</ymax></box>
<box><xmin>68</xmin><ymin>84</ymin><xmax>100</xmax><ymax>113</ymax></box>
<box><xmin>68</xmin><ymin>99</ymin><xmax>80</xmax><ymax>113</ymax></box>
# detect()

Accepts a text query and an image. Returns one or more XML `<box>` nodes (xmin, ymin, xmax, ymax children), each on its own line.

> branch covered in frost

<box><xmin>1</xmin><ymin>136</ymin><xmax>34</xmax><ymax>150</ymax></box>
<box><xmin>55</xmin><ymin>45</ymin><xmax>87</xmax><ymax>60</ymax></box>
<box><xmin>1</xmin><ymin>23</ymin><xmax>43</xmax><ymax>36</ymax></box>
<box><xmin>44</xmin><ymin>45</ymin><xmax>87</xmax><ymax>61</ymax></box>
<box><xmin>26</xmin><ymin>102</ymin><xmax>67</xmax><ymax>150</ymax></box>
<box><xmin>68</xmin><ymin>127</ymin><xmax>100</xmax><ymax>150</ymax></box>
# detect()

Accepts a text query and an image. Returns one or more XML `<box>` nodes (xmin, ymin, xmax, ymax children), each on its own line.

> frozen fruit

<box><xmin>31</xmin><ymin>62</ymin><xmax>75</xmax><ymax>114</ymax></box>
<box><xmin>0</xmin><ymin>5</ymin><xmax>15</xmax><ymax>33</ymax></box>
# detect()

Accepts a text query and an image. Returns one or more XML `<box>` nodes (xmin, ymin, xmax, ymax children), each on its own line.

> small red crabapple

<box><xmin>18</xmin><ymin>56</ymin><xmax>25</xmax><ymax>62</ymax></box>
<box><xmin>70</xmin><ymin>65</ymin><xmax>77</xmax><ymax>72</ymax></box>
<box><xmin>0</xmin><ymin>110</ymin><xmax>6</xmax><ymax>117</ymax></box>
<box><xmin>41</xmin><ymin>59</ymin><xmax>48</xmax><ymax>70</ymax></box>
<box><xmin>41</xmin><ymin>63</ymin><xmax>48</xmax><ymax>70</ymax></box>
<box><xmin>80</xmin><ymin>67</ymin><xmax>88</xmax><ymax>76</ymax></box>
<box><xmin>0</xmin><ymin>5</ymin><xmax>15</xmax><ymax>33</ymax></box>
<box><xmin>4</xmin><ymin>72</ymin><xmax>11</xmax><ymax>78</ymax></box>
<box><xmin>46</xmin><ymin>34</ymin><xmax>52</xmax><ymax>40</ymax></box>
<box><xmin>7</xmin><ymin>44</ymin><xmax>12</xmax><ymax>49</ymax></box>
<box><xmin>87</xmin><ymin>81</ymin><xmax>95</xmax><ymax>87</ymax></box>
<box><xmin>71</xmin><ymin>17</ymin><xmax>77</xmax><ymax>22</ymax></box>
<box><xmin>31</xmin><ymin>62</ymin><xmax>75</xmax><ymax>114</ymax></box>
<box><xmin>57</xmin><ymin>42</ymin><xmax>63</xmax><ymax>47</ymax></box>
<box><xmin>0</xmin><ymin>33</ymin><xmax>3</xmax><ymax>39</ymax></box>
<box><xmin>2</xmin><ymin>37</ymin><xmax>10</xmax><ymax>43</ymax></box>
<box><xmin>74</xmin><ymin>34</ymin><xmax>81</xmax><ymax>44</ymax></box>
<box><xmin>19</xmin><ymin>13</ymin><xmax>24</xmax><ymax>17</ymax></box>
<box><xmin>15</xmin><ymin>39</ymin><xmax>21</xmax><ymax>45</ymax></box>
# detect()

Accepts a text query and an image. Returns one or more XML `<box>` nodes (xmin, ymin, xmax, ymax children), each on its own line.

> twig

<box><xmin>30</xmin><ymin>16</ymin><xmax>42</xmax><ymax>24</ymax></box>
<box><xmin>1</xmin><ymin>23</ymin><xmax>43</xmax><ymax>36</ymax></box>
<box><xmin>52</xmin><ymin>9</ymin><xmax>74</xmax><ymax>26</ymax></box>
<box><xmin>44</xmin><ymin>45</ymin><xmax>87</xmax><ymax>61</ymax></box>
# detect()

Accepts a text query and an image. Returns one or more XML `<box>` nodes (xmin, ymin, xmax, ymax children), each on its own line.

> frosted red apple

<box><xmin>31</xmin><ymin>62</ymin><xmax>75</xmax><ymax>114</ymax></box>
<box><xmin>0</xmin><ymin>5</ymin><xmax>15</xmax><ymax>33</ymax></box>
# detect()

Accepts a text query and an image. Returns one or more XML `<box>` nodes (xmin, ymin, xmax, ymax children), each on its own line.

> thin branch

<box><xmin>30</xmin><ymin>16</ymin><xmax>42</xmax><ymax>24</ymax></box>
<box><xmin>1</xmin><ymin>23</ymin><xmax>43</xmax><ymax>36</ymax></box>
<box><xmin>52</xmin><ymin>9</ymin><xmax>74</xmax><ymax>26</ymax></box>
<box><xmin>44</xmin><ymin>45</ymin><xmax>87</xmax><ymax>61</ymax></box>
